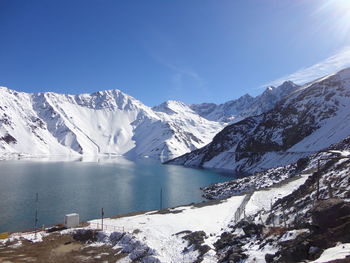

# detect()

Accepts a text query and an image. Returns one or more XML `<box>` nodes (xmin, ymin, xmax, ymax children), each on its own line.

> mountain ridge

<box><xmin>189</xmin><ymin>80</ymin><xmax>299</xmax><ymax>123</ymax></box>
<box><xmin>1</xmin><ymin>69</ymin><xmax>339</xmax><ymax>163</ymax></box>
<box><xmin>0</xmin><ymin>87</ymin><xmax>223</xmax><ymax>161</ymax></box>
<box><xmin>167</xmin><ymin>67</ymin><xmax>350</xmax><ymax>172</ymax></box>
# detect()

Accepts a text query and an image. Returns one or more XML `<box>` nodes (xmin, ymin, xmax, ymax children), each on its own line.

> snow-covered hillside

<box><xmin>0</xmin><ymin>88</ymin><xmax>223</xmax><ymax>161</ymax></box>
<box><xmin>190</xmin><ymin>81</ymin><xmax>299</xmax><ymax>123</ymax></box>
<box><xmin>168</xmin><ymin>68</ymin><xmax>350</xmax><ymax>172</ymax></box>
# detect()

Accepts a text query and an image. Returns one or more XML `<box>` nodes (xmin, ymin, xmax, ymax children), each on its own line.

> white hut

<box><xmin>64</xmin><ymin>213</ymin><xmax>80</xmax><ymax>228</ymax></box>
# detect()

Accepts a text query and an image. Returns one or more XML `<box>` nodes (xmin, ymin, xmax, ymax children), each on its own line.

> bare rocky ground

<box><xmin>0</xmin><ymin>232</ymin><xmax>128</xmax><ymax>263</ymax></box>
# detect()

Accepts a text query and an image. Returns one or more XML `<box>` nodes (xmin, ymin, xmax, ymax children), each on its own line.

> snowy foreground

<box><xmin>88</xmin><ymin>195</ymin><xmax>246</xmax><ymax>263</ymax></box>
<box><xmin>86</xmin><ymin>174</ymin><xmax>309</xmax><ymax>263</ymax></box>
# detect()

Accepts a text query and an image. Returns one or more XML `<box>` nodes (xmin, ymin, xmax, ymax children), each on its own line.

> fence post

<box><xmin>101</xmin><ymin>208</ymin><xmax>104</xmax><ymax>231</ymax></box>
<box><xmin>160</xmin><ymin>188</ymin><xmax>163</xmax><ymax>210</ymax></box>
<box><xmin>282</xmin><ymin>210</ymin><xmax>287</xmax><ymax>228</ymax></box>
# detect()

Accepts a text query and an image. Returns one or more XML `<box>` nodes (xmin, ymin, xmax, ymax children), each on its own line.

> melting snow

<box><xmin>309</xmin><ymin>243</ymin><xmax>350</xmax><ymax>263</ymax></box>
<box><xmin>89</xmin><ymin>195</ymin><xmax>245</xmax><ymax>263</ymax></box>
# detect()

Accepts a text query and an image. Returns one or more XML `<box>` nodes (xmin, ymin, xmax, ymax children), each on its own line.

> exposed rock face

<box><xmin>0</xmin><ymin>134</ymin><xmax>17</xmax><ymax>144</ymax></box>
<box><xmin>182</xmin><ymin>231</ymin><xmax>211</xmax><ymax>263</ymax></box>
<box><xmin>311</xmin><ymin>199</ymin><xmax>350</xmax><ymax>230</ymax></box>
<box><xmin>198</xmin><ymin>135</ymin><xmax>350</xmax><ymax>263</ymax></box>
<box><xmin>168</xmin><ymin>68</ymin><xmax>350</xmax><ymax>172</ymax></box>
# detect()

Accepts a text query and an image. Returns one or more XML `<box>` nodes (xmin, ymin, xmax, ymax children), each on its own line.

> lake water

<box><xmin>0</xmin><ymin>157</ymin><xmax>235</xmax><ymax>233</ymax></box>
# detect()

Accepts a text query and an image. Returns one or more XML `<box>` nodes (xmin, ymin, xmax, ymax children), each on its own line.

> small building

<box><xmin>64</xmin><ymin>213</ymin><xmax>80</xmax><ymax>228</ymax></box>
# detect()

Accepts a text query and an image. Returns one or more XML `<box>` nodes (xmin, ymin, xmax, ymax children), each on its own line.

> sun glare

<box><xmin>315</xmin><ymin>0</ymin><xmax>350</xmax><ymax>40</ymax></box>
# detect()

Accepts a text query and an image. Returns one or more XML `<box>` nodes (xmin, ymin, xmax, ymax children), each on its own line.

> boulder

<box><xmin>141</xmin><ymin>256</ymin><xmax>161</xmax><ymax>263</ymax></box>
<box><xmin>97</xmin><ymin>231</ymin><xmax>108</xmax><ymax>242</ymax></box>
<box><xmin>129</xmin><ymin>247</ymin><xmax>148</xmax><ymax>261</ymax></box>
<box><xmin>72</xmin><ymin>229</ymin><xmax>97</xmax><ymax>242</ymax></box>
<box><xmin>218</xmin><ymin>247</ymin><xmax>248</xmax><ymax>263</ymax></box>
<box><xmin>311</xmin><ymin>199</ymin><xmax>350</xmax><ymax>230</ymax></box>
<box><xmin>265</xmin><ymin>253</ymin><xmax>276</xmax><ymax>263</ymax></box>
<box><xmin>214</xmin><ymin>232</ymin><xmax>237</xmax><ymax>250</ymax></box>
<box><xmin>109</xmin><ymin>231</ymin><xmax>124</xmax><ymax>244</ymax></box>
<box><xmin>228</xmin><ymin>250</ymin><xmax>248</xmax><ymax>263</ymax></box>
<box><xmin>240</xmin><ymin>222</ymin><xmax>263</xmax><ymax>237</ymax></box>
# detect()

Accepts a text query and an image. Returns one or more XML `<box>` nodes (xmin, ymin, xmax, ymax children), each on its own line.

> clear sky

<box><xmin>1</xmin><ymin>0</ymin><xmax>350</xmax><ymax>106</ymax></box>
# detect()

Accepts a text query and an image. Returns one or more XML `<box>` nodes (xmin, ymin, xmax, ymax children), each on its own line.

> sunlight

<box><xmin>315</xmin><ymin>0</ymin><xmax>350</xmax><ymax>39</ymax></box>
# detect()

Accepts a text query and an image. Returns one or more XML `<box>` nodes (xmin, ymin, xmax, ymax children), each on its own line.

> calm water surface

<box><xmin>0</xmin><ymin>157</ymin><xmax>235</xmax><ymax>232</ymax></box>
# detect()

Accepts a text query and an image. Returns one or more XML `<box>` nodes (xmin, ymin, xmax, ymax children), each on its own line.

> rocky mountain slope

<box><xmin>190</xmin><ymin>81</ymin><xmax>299</xmax><ymax>123</ymax></box>
<box><xmin>167</xmin><ymin>68</ymin><xmax>350</xmax><ymax>172</ymax></box>
<box><xmin>205</xmin><ymin>135</ymin><xmax>350</xmax><ymax>263</ymax></box>
<box><xmin>0</xmin><ymin>88</ymin><xmax>223</xmax><ymax>161</ymax></box>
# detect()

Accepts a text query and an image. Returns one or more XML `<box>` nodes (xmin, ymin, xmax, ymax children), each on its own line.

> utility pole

<box><xmin>101</xmin><ymin>208</ymin><xmax>104</xmax><ymax>231</ymax></box>
<box><xmin>317</xmin><ymin>159</ymin><xmax>320</xmax><ymax>200</ymax></box>
<box><xmin>160</xmin><ymin>188</ymin><xmax>163</xmax><ymax>210</ymax></box>
<box><xmin>34</xmin><ymin>193</ymin><xmax>38</xmax><ymax>239</ymax></box>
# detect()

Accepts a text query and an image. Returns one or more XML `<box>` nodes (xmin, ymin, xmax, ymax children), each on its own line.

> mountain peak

<box><xmin>281</xmin><ymin>80</ymin><xmax>297</xmax><ymax>86</ymax></box>
<box><xmin>88</xmin><ymin>89</ymin><xmax>125</xmax><ymax>98</ymax></box>
<box><xmin>335</xmin><ymin>66</ymin><xmax>350</xmax><ymax>79</ymax></box>
<box><xmin>241</xmin><ymin>93</ymin><xmax>254</xmax><ymax>99</ymax></box>
<box><xmin>264</xmin><ymin>86</ymin><xmax>275</xmax><ymax>93</ymax></box>
<box><xmin>152</xmin><ymin>100</ymin><xmax>193</xmax><ymax>115</ymax></box>
<box><xmin>69</xmin><ymin>89</ymin><xmax>146</xmax><ymax>111</ymax></box>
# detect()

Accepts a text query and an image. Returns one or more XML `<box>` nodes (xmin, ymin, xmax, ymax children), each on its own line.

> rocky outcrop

<box><xmin>73</xmin><ymin>229</ymin><xmax>160</xmax><ymax>263</ymax></box>
<box><xmin>311</xmin><ymin>199</ymin><xmax>350</xmax><ymax>230</ymax></box>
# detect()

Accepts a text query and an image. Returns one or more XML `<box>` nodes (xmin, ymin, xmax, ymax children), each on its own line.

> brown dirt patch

<box><xmin>0</xmin><ymin>233</ymin><xmax>127</xmax><ymax>263</ymax></box>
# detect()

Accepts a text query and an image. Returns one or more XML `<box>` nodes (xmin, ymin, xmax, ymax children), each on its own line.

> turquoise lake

<box><xmin>0</xmin><ymin>157</ymin><xmax>235</xmax><ymax>233</ymax></box>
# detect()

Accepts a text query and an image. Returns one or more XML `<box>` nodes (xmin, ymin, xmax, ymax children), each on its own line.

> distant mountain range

<box><xmin>2</xmin><ymin>68</ymin><xmax>349</xmax><ymax>170</ymax></box>
<box><xmin>0</xmin><ymin>88</ymin><xmax>222</xmax><ymax>161</ymax></box>
<box><xmin>190</xmin><ymin>80</ymin><xmax>299</xmax><ymax>123</ymax></box>
<box><xmin>168</xmin><ymin>68</ymin><xmax>350</xmax><ymax>172</ymax></box>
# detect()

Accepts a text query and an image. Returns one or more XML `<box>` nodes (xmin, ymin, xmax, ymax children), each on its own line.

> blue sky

<box><xmin>1</xmin><ymin>0</ymin><xmax>350</xmax><ymax>106</ymax></box>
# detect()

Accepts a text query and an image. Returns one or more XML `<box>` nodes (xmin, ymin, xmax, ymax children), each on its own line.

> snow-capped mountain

<box><xmin>190</xmin><ymin>81</ymin><xmax>299</xmax><ymax>123</ymax></box>
<box><xmin>0</xmin><ymin>88</ymin><xmax>223</xmax><ymax>161</ymax></box>
<box><xmin>168</xmin><ymin>68</ymin><xmax>350</xmax><ymax>172</ymax></box>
